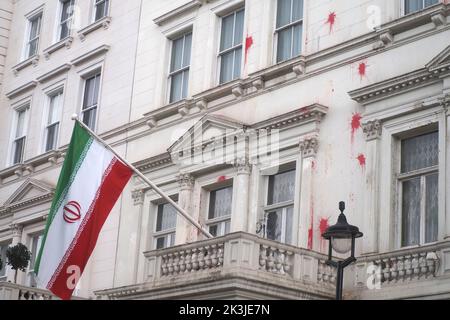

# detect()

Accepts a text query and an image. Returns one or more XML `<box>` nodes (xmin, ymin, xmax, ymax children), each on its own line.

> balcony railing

<box><xmin>0</xmin><ymin>281</ymin><xmax>87</xmax><ymax>300</ymax></box>
<box><xmin>349</xmin><ymin>241</ymin><xmax>450</xmax><ymax>299</ymax></box>
<box><xmin>96</xmin><ymin>232</ymin><xmax>337</xmax><ymax>300</ymax></box>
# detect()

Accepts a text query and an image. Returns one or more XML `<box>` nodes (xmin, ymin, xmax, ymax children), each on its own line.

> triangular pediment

<box><xmin>3</xmin><ymin>178</ymin><xmax>55</xmax><ymax>208</ymax></box>
<box><xmin>168</xmin><ymin>114</ymin><xmax>249</xmax><ymax>154</ymax></box>
<box><xmin>426</xmin><ymin>45</ymin><xmax>450</xmax><ymax>71</ymax></box>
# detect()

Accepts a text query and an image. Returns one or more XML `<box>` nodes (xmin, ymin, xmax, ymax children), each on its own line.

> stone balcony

<box><xmin>348</xmin><ymin>241</ymin><xmax>450</xmax><ymax>300</ymax></box>
<box><xmin>0</xmin><ymin>282</ymin><xmax>87</xmax><ymax>300</ymax></box>
<box><xmin>95</xmin><ymin>232</ymin><xmax>337</xmax><ymax>300</ymax></box>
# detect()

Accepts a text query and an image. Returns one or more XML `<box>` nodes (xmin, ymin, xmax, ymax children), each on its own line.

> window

<box><xmin>219</xmin><ymin>8</ymin><xmax>244</xmax><ymax>84</ymax></box>
<box><xmin>82</xmin><ymin>73</ymin><xmax>101</xmax><ymax>130</ymax></box>
<box><xmin>154</xmin><ymin>202</ymin><xmax>177</xmax><ymax>249</ymax></box>
<box><xmin>94</xmin><ymin>0</ymin><xmax>110</xmax><ymax>22</ymax></box>
<box><xmin>264</xmin><ymin>169</ymin><xmax>295</xmax><ymax>244</ymax></box>
<box><xmin>399</xmin><ymin>131</ymin><xmax>439</xmax><ymax>247</ymax></box>
<box><xmin>44</xmin><ymin>91</ymin><xmax>63</xmax><ymax>152</ymax></box>
<box><xmin>275</xmin><ymin>0</ymin><xmax>303</xmax><ymax>63</ymax></box>
<box><xmin>169</xmin><ymin>32</ymin><xmax>192</xmax><ymax>103</ymax></box>
<box><xmin>0</xmin><ymin>242</ymin><xmax>11</xmax><ymax>281</ymax></box>
<box><xmin>25</xmin><ymin>13</ymin><xmax>42</xmax><ymax>59</ymax></box>
<box><xmin>58</xmin><ymin>0</ymin><xmax>75</xmax><ymax>41</ymax></box>
<box><xmin>11</xmin><ymin>108</ymin><xmax>28</xmax><ymax>165</ymax></box>
<box><xmin>27</xmin><ymin>233</ymin><xmax>43</xmax><ymax>287</ymax></box>
<box><xmin>404</xmin><ymin>0</ymin><xmax>439</xmax><ymax>15</ymax></box>
<box><xmin>207</xmin><ymin>186</ymin><xmax>233</xmax><ymax>237</ymax></box>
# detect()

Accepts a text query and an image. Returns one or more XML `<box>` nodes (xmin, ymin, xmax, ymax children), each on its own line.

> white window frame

<box><xmin>0</xmin><ymin>241</ymin><xmax>12</xmax><ymax>281</ymax></box>
<box><xmin>9</xmin><ymin>104</ymin><xmax>30</xmax><ymax>166</ymax></box>
<box><xmin>23</xmin><ymin>11</ymin><xmax>43</xmax><ymax>61</ymax></box>
<box><xmin>92</xmin><ymin>0</ymin><xmax>110</xmax><ymax>23</ymax></box>
<box><xmin>43</xmin><ymin>88</ymin><xmax>64</xmax><ymax>153</ymax></box>
<box><xmin>167</xmin><ymin>31</ymin><xmax>192</xmax><ymax>104</ymax></box>
<box><xmin>274</xmin><ymin>0</ymin><xmax>304</xmax><ymax>64</ymax></box>
<box><xmin>56</xmin><ymin>0</ymin><xmax>75</xmax><ymax>42</ymax></box>
<box><xmin>26</xmin><ymin>232</ymin><xmax>44</xmax><ymax>287</ymax></box>
<box><xmin>402</xmin><ymin>0</ymin><xmax>440</xmax><ymax>16</ymax></box>
<box><xmin>153</xmin><ymin>201</ymin><xmax>178</xmax><ymax>250</ymax></box>
<box><xmin>80</xmin><ymin>70</ymin><xmax>102</xmax><ymax>131</ymax></box>
<box><xmin>395</xmin><ymin>127</ymin><xmax>439</xmax><ymax>248</ymax></box>
<box><xmin>205</xmin><ymin>184</ymin><xmax>233</xmax><ymax>238</ymax></box>
<box><xmin>217</xmin><ymin>7</ymin><xmax>245</xmax><ymax>85</ymax></box>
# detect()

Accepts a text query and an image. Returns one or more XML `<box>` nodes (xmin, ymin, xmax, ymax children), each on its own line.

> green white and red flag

<box><xmin>34</xmin><ymin>121</ymin><xmax>132</xmax><ymax>300</ymax></box>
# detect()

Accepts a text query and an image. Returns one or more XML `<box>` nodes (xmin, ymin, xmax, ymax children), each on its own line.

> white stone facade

<box><xmin>0</xmin><ymin>0</ymin><xmax>449</xmax><ymax>300</ymax></box>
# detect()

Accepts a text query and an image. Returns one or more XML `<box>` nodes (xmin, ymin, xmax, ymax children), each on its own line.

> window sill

<box><xmin>12</xmin><ymin>55</ymin><xmax>39</xmax><ymax>76</ymax></box>
<box><xmin>77</xmin><ymin>16</ymin><xmax>112</xmax><ymax>41</ymax></box>
<box><xmin>43</xmin><ymin>36</ymin><xmax>74</xmax><ymax>60</ymax></box>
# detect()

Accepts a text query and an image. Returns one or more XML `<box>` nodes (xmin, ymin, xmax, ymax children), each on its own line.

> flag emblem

<box><xmin>63</xmin><ymin>201</ymin><xmax>82</xmax><ymax>224</ymax></box>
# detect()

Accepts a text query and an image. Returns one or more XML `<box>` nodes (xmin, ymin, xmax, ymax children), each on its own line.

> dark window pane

<box><xmin>268</xmin><ymin>170</ymin><xmax>295</xmax><ymax>205</ymax></box>
<box><xmin>292</xmin><ymin>0</ymin><xmax>304</xmax><ymax>22</ymax></box>
<box><xmin>156</xmin><ymin>237</ymin><xmax>165</xmax><ymax>249</ymax></box>
<box><xmin>233</xmin><ymin>48</ymin><xmax>242</xmax><ymax>80</ymax></box>
<box><xmin>82</xmin><ymin>108</ymin><xmax>97</xmax><ymax>130</ymax></box>
<box><xmin>170</xmin><ymin>72</ymin><xmax>183</xmax><ymax>103</ymax></box>
<box><xmin>234</xmin><ymin>9</ymin><xmax>244</xmax><ymax>46</ymax></box>
<box><xmin>182</xmin><ymin>33</ymin><xmax>192</xmax><ymax>68</ymax></box>
<box><xmin>182</xmin><ymin>70</ymin><xmax>189</xmax><ymax>100</ymax></box>
<box><xmin>266</xmin><ymin>211</ymin><xmax>282</xmax><ymax>242</ymax></box>
<box><xmin>208</xmin><ymin>186</ymin><xmax>233</xmax><ymax>219</ymax></box>
<box><xmin>402</xmin><ymin>178</ymin><xmax>421</xmax><ymax>247</ymax></box>
<box><xmin>277</xmin><ymin>0</ymin><xmax>291</xmax><ymax>28</ymax></box>
<box><xmin>220</xmin><ymin>13</ymin><xmax>235</xmax><ymax>51</ymax></box>
<box><xmin>401</xmin><ymin>131</ymin><xmax>438</xmax><ymax>173</ymax></box>
<box><xmin>156</xmin><ymin>203</ymin><xmax>177</xmax><ymax>232</ymax></box>
<box><xmin>277</xmin><ymin>27</ymin><xmax>292</xmax><ymax>62</ymax></box>
<box><xmin>13</xmin><ymin>137</ymin><xmax>25</xmax><ymax>164</ymax></box>
<box><xmin>209</xmin><ymin>225</ymin><xmax>218</xmax><ymax>237</ymax></box>
<box><xmin>292</xmin><ymin>23</ymin><xmax>302</xmax><ymax>57</ymax></box>
<box><xmin>45</xmin><ymin>123</ymin><xmax>59</xmax><ymax>152</ymax></box>
<box><xmin>170</xmin><ymin>36</ymin><xmax>184</xmax><ymax>72</ymax></box>
<box><xmin>425</xmin><ymin>173</ymin><xmax>438</xmax><ymax>243</ymax></box>
<box><xmin>95</xmin><ymin>0</ymin><xmax>109</xmax><ymax>21</ymax></box>
<box><xmin>220</xmin><ymin>50</ymin><xmax>234</xmax><ymax>84</ymax></box>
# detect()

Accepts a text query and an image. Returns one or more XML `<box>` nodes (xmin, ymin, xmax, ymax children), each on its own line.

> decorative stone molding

<box><xmin>10</xmin><ymin>224</ymin><xmax>23</xmax><ymax>238</ymax></box>
<box><xmin>252</xmin><ymin>77</ymin><xmax>264</xmax><ymax>90</ymax></box>
<box><xmin>71</xmin><ymin>45</ymin><xmax>110</xmax><ymax>66</ymax></box>
<box><xmin>133</xmin><ymin>153</ymin><xmax>172</xmax><ymax>173</ymax></box>
<box><xmin>36</xmin><ymin>63</ymin><xmax>71</xmax><ymax>84</ymax></box>
<box><xmin>231</xmin><ymin>84</ymin><xmax>244</xmax><ymax>98</ymax></box>
<box><xmin>43</xmin><ymin>37</ymin><xmax>73</xmax><ymax>60</ymax></box>
<box><xmin>196</xmin><ymin>99</ymin><xmax>208</xmax><ymax>111</ymax></box>
<box><xmin>177</xmin><ymin>173</ymin><xmax>194</xmax><ymax>190</ymax></box>
<box><xmin>292</xmin><ymin>57</ymin><xmax>306</xmax><ymax>76</ymax></box>
<box><xmin>299</xmin><ymin>137</ymin><xmax>318</xmax><ymax>158</ymax></box>
<box><xmin>78</xmin><ymin>16</ymin><xmax>112</xmax><ymax>41</ymax></box>
<box><xmin>362</xmin><ymin>120</ymin><xmax>382</xmax><ymax>141</ymax></box>
<box><xmin>440</xmin><ymin>94</ymin><xmax>450</xmax><ymax>114</ymax></box>
<box><xmin>431</xmin><ymin>13</ymin><xmax>446</xmax><ymax>27</ymax></box>
<box><xmin>146</xmin><ymin>116</ymin><xmax>157</xmax><ymax>129</ymax></box>
<box><xmin>5</xmin><ymin>81</ymin><xmax>38</xmax><ymax>99</ymax></box>
<box><xmin>234</xmin><ymin>157</ymin><xmax>252</xmax><ymax>175</ymax></box>
<box><xmin>153</xmin><ymin>0</ymin><xmax>203</xmax><ymax>26</ymax></box>
<box><xmin>131</xmin><ymin>189</ymin><xmax>145</xmax><ymax>206</ymax></box>
<box><xmin>12</xmin><ymin>55</ymin><xmax>39</xmax><ymax>76</ymax></box>
<box><xmin>178</xmin><ymin>106</ymin><xmax>189</xmax><ymax>117</ymax></box>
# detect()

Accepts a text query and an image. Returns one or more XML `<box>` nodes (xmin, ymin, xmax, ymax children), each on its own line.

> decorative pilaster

<box><xmin>131</xmin><ymin>189</ymin><xmax>145</xmax><ymax>206</ymax></box>
<box><xmin>361</xmin><ymin>120</ymin><xmax>382</xmax><ymax>254</ymax></box>
<box><xmin>231</xmin><ymin>158</ymin><xmax>252</xmax><ymax>233</ymax></box>
<box><xmin>175</xmin><ymin>173</ymin><xmax>195</xmax><ymax>245</ymax></box>
<box><xmin>441</xmin><ymin>95</ymin><xmax>450</xmax><ymax>239</ymax></box>
<box><xmin>298</xmin><ymin>136</ymin><xmax>318</xmax><ymax>249</ymax></box>
<box><xmin>10</xmin><ymin>223</ymin><xmax>23</xmax><ymax>245</ymax></box>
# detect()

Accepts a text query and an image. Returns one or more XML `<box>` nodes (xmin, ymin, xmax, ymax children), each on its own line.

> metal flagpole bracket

<box><xmin>71</xmin><ymin>115</ymin><xmax>213</xmax><ymax>239</ymax></box>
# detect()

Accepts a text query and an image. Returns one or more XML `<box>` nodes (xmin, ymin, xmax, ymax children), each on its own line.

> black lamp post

<box><xmin>322</xmin><ymin>201</ymin><xmax>363</xmax><ymax>300</ymax></box>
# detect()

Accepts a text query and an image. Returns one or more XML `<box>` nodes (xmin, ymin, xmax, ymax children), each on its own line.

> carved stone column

<box><xmin>231</xmin><ymin>158</ymin><xmax>252</xmax><ymax>233</ymax></box>
<box><xmin>131</xmin><ymin>189</ymin><xmax>145</xmax><ymax>284</ymax></box>
<box><xmin>8</xmin><ymin>224</ymin><xmax>23</xmax><ymax>282</ymax></box>
<box><xmin>175</xmin><ymin>173</ymin><xmax>195</xmax><ymax>245</ymax></box>
<box><xmin>361</xmin><ymin>120</ymin><xmax>382</xmax><ymax>254</ymax></box>
<box><xmin>298</xmin><ymin>137</ymin><xmax>318</xmax><ymax>250</ymax></box>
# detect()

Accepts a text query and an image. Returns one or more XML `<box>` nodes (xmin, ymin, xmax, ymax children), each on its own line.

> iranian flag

<box><xmin>35</xmin><ymin>121</ymin><xmax>132</xmax><ymax>300</ymax></box>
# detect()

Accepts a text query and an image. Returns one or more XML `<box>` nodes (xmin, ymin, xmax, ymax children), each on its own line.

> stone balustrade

<box><xmin>0</xmin><ymin>281</ymin><xmax>87</xmax><ymax>300</ymax></box>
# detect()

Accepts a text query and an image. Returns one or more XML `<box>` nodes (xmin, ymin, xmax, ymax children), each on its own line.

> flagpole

<box><xmin>71</xmin><ymin>114</ymin><xmax>213</xmax><ymax>239</ymax></box>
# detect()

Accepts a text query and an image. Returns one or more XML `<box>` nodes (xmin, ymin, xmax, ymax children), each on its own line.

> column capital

<box><xmin>177</xmin><ymin>173</ymin><xmax>195</xmax><ymax>190</ymax></box>
<box><xmin>10</xmin><ymin>223</ymin><xmax>23</xmax><ymax>238</ymax></box>
<box><xmin>440</xmin><ymin>94</ymin><xmax>450</xmax><ymax>115</ymax></box>
<box><xmin>362</xmin><ymin>120</ymin><xmax>382</xmax><ymax>141</ymax></box>
<box><xmin>234</xmin><ymin>157</ymin><xmax>252</xmax><ymax>175</ymax></box>
<box><xmin>299</xmin><ymin>137</ymin><xmax>318</xmax><ymax>158</ymax></box>
<box><xmin>131</xmin><ymin>189</ymin><xmax>145</xmax><ymax>206</ymax></box>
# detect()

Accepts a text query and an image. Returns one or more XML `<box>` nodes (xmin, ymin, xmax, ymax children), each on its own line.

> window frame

<box><xmin>0</xmin><ymin>241</ymin><xmax>12</xmax><ymax>281</ymax></box>
<box><xmin>395</xmin><ymin>129</ymin><xmax>439</xmax><ymax>248</ymax></box>
<box><xmin>10</xmin><ymin>104</ymin><xmax>30</xmax><ymax>166</ymax></box>
<box><xmin>80</xmin><ymin>71</ymin><xmax>102</xmax><ymax>131</ymax></box>
<box><xmin>168</xmin><ymin>31</ymin><xmax>192</xmax><ymax>104</ymax></box>
<box><xmin>43</xmin><ymin>88</ymin><xmax>64</xmax><ymax>153</ymax></box>
<box><xmin>57</xmin><ymin>0</ymin><xmax>75</xmax><ymax>42</ymax></box>
<box><xmin>263</xmin><ymin>167</ymin><xmax>296</xmax><ymax>244</ymax></box>
<box><xmin>205</xmin><ymin>185</ymin><xmax>233</xmax><ymax>238</ymax></box>
<box><xmin>93</xmin><ymin>0</ymin><xmax>110</xmax><ymax>23</ymax></box>
<box><xmin>26</xmin><ymin>232</ymin><xmax>44</xmax><ymax>287</ymax></box>
<box><xmin>274</xmin><ymin>0</ymin><xmax>304</xmax><ymax>64</ymax></box>
<box><xmin>217</xmin><ymin>7</ymin><xmax>245</xmax><ymax>85</ymax></box>
<box><xmin>23</xmin><ymin>11</ymin><xmax>43</xmax><ymax>61</ymax></box>
<box><xmin>402</xmin><ymin>0</ymin><xmax>440</xmax><ymax>15</ymax></box>
<box><xmin>153</xmin><ymin>201</ymin><xmax>178</xmax><ymax>250</ymax></box>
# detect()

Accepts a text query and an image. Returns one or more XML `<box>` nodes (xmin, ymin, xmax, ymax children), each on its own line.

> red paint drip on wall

<box><xmin>327</xmin><ymin>12</ymin><xmax>337</xmax><ymax>33</ymax></box>
<box><xmin>245</xmin><ymin>35</ymin><xmax>254</xmax><ymax>64</ymax></box>
<box><xmin>319</xmin><ymin>218</ymin><xmax>330</xmax><ymax>236</ymax></box>
<box><xmin>357</xmin><ymin>154</ymin><xmax>366</xmax><ymax>168</ymax></box>
<box><xmin>358</xmin><ymin>62</ymin><xmax>367</xmax><ymax>79</ymax></box>
<box><xmin>217</xmin><ymin>176</ymin><xmax>227</xmax><ymax>182</ymax></box>
<box><xmin>307</xmin><ymin>228</ymin><xmax>313</xmax><ymax>250</ymax></box>
<box><xmin>350</xmin><ymin>113</ymin><xmax>362</xmax><ymax>142</ymax></box>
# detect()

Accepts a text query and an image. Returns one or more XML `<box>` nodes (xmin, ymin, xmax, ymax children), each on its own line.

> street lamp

<box><xmin>322</xmin><ymin>201</ymin><xmax>363</xmax><ymax>300</ymax></box>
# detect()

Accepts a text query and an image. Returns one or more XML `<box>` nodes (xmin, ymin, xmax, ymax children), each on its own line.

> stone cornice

<box><xmin>36</xmin><ymin>63</ymin><xmax>71</xmax><ymax>84</ymax></box>
<box><xmin>153</xmin><ymin>0</ymin><xmax>203</xmax><ymax>26</ymax></box>
<box><xmin>11</xmin><ymin>54</ymin><xmax>39</xmax><ymax>76</ymax></box>
<box><xmin>5</xmin><ymin>80</ymin><xmax>38</xmax><ymax>99</ymax></box>
<box><xmin>77</xmin><ymin>16</ymin><xmax>112</xmax><ymax>41</ymax></box>
<box><xmin>71</xmin><ymin>45</ymin><xmax>110</xmax><ymax>66</ymax></box>
<box><xmin>133</xmin><ymin>153</ymin><xmax>173</xmax><ymax>173</ymax></box>
<box><xmin>42</xmin><ymin>37</ymin><xmax>73</xmax><ymax>60</ymax></box>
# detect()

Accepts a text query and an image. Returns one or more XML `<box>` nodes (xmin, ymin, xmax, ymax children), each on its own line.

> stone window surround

<box><xmin>7</xmin><ymin>101</ymin><xmax>31</xmax><ymax>168</ymax></box>
<box><xmin>150</xmin><ymin>195</ymin><xmax>179</xmax><ymax>250</ymax></box>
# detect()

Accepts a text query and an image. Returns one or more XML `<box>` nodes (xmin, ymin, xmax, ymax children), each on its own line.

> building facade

<box><xmin>0</xmin><ymin>0</ymin><xmax>449</xmax><ymax>300</ymax></box>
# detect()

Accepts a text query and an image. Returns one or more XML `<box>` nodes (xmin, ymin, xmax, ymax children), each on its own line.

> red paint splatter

<box><xmin>357</xmin><ymin>154</ymin><xmax>366</xmax><ymax>168</ymax></box>
<box><xmin>327</xmin><ymin>12</ymin><xmax>336</xmax><ymax>33</ymax></box>
<box><xmin>319</xmin><ymin>217</ymin><xmax>330</xmax><ymax>236</ymax></box>
<box><xmin>308</xmin><ymin>227</ymin><xmax>313</xmax><ymax>250</ymax></box>
<box><xmin>358</xmin><ymin>62</ymin><xmax>367</xmax><ymax>79</ymax></box>
<box><xmin>351</xmin><ymin>113</ymin><xmax>362</xmax><ymax>142</ymax></box>
<box><xmin>245</xmin><ymin>35</ymin><xmax>254</xmax><ymax>64</ymax></box>
<box><xmin>299</xmin><ymin>106</ymin><xmax>311</xmax><ymax>114</ymax></box>
<box><xmin>217</xmin><ymin>176</ymin><xmax>227</xmax><ymax>182</ymax></box>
